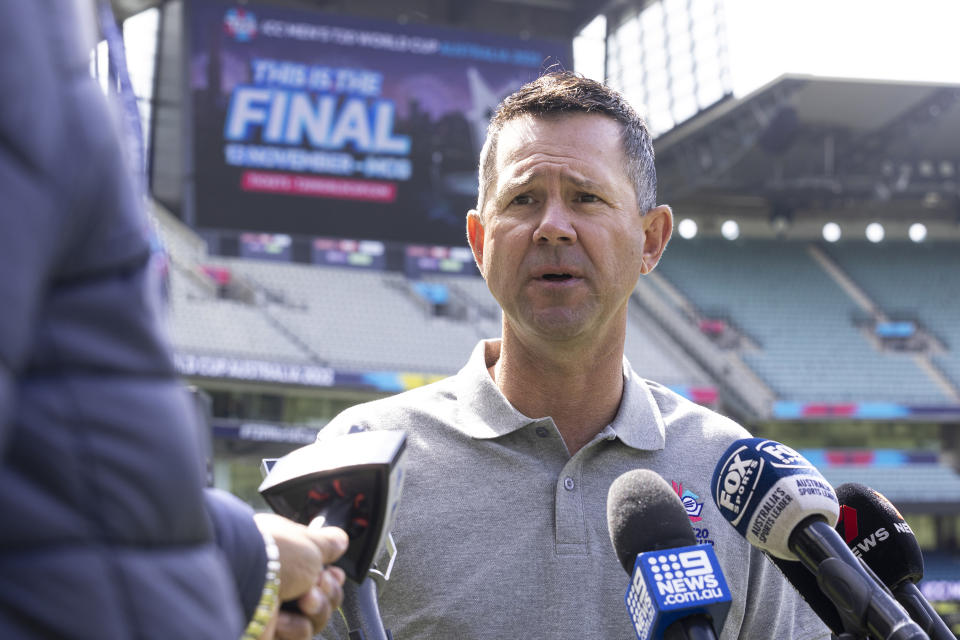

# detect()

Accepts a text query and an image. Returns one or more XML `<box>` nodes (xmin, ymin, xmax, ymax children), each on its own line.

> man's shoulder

<box><xmin>641</xmin><ymin>377</ymin><xmax>750</xmax><ymax>442</ymax></box>
<box><xmin>320</xmin><ymin>374</ymin><xmax>459</xmax><ymax>436</ymax></box>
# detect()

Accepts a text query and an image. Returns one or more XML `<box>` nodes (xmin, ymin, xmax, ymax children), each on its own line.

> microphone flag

<box><xmin>624</xmin><ymin>543</ymin><xmax>731</xmax><ymax>640</ymax></box>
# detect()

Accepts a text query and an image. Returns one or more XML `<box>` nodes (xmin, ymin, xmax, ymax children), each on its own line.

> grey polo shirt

<box><xmin>319</xmin><ymin>340</ymin><xmax>829</xmax><ymax>640</ymax></box>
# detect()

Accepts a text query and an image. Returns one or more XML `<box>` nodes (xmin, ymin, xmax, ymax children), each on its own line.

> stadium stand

<box><xmin>166</xmin><ymin>278</ymin><xmax>314</xmax><ymax>363</ymax></box>
<box><xmin>154</xmin><ymin>204</ymin><xmax>318</xmax><ymax>364</ymax></box>
<box><xmin>817</xmin><ymin>464</ymin><xmax>960</xmax><ymax>508</ymax></box>
<box><xmin>421</xmin><ymin>272</ymin><xmax>502</xmax><ymax>339</ymax></box>
<box><xmin>199</xmin><ymin>258</ymin><xmax>484</xmax><ymax>373</ymax></box>
<box><xmin>624</xmin><ymin>302</ymin><xmax>714</xmax><ymax>388</ymax></box>
<box><xmin>823</xmin><ymin>241</ymin><xmax>960</xmax><ymax>395</ymax></box>
<box><xmin>656</xmin><ymin>237</ymin><xmax>956</xmax><ymax>405</ymax></box>
<box><xmin>633</xmin><ymin>271</ymin><xmax>776</xmax><ymax>417</ymax></box>
<box><xmin>152</xmin><ymin>202</ymin><xmax>208</xmax><ymax>267</ymax></box>
<box><xmin>924</xmin><ymin>553</ymin><xmax>960</xmax><ymax>582</ymax></box>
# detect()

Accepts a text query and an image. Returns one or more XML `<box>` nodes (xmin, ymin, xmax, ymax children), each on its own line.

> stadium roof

<box><xmin>654</xmin><ymin>75</ymin><xmax>960</xmax><ymax>239</ymax></box>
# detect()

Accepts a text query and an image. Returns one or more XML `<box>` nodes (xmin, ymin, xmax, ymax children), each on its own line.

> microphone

<box><xmin>341</xmin><ymin>578</ymin><xmax>392</xmax><ymax>640</ymax></box>
<box><xmin>708</xmin><ymin>445</ymin><xmax>849</xmax><ymax>635</ymax></box>
<box><xmin>711</xmin><ymin>438</ymin><xmax>929</xmax><ymax>640</ymax></box>
<box><xmin>607</xmin><ymin>469</ymin><xmax>731</xmax><ymax>640</ymax></box>
<box><xmin>766</xmin><ymin>555</ymin><xmax>847</xmax><ymax>636</ymax></box>
<box><xmin>260</xmin><ymin>430</ymin><xmax>407</xmax><ymax>640</ymax></box>
<box><xmin>835</xmin><ymin>483</ymin><xmax>953</xmax><ymax>640</ymax></box>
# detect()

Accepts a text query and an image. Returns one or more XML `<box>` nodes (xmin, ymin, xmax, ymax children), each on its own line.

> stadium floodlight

<box><xmin>908</xmin><ymin>222</ymin><xmax>928</xmax><ymax>243</ymax></box>
<box><xmin>678</xmin><ymin>218</ymin><xmax>698</xmax><ymax>239</ymax></box>
<box><xmin>720</xmin><ymin>219</ymin><xmax>740</xmax><ymax>241</ymax></box>
<box><xmin>822</xmin><ymin>222</ymin><xmax>841</xmax><ymax>243</ymax></box>
<box><xmin>865</xmin><ymin>222</ymin><xmax>885</xmax><ymax>243</ymax></box>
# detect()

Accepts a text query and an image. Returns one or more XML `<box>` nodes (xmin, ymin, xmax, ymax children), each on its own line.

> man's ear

<box><xmin>466</xmin><ymin>210</ymin><xmax>485</xmax><ymax>269</ymax></box>
<box><xmin>640</xmin><ymin>205</ymin><xmax>673</xmax><ymax>274</ymax></box>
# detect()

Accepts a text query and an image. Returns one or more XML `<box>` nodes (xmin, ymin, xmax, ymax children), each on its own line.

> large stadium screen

<box><xmin>188</xmin><ymin>1</ymin><xmax>569</xmax><ymax>247</ymax></box>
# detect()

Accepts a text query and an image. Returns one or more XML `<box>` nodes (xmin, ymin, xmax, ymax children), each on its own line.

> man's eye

<box><xmin>576</xmin><ymin>193</ymin><xmax>601</xmax><ymax>203</ymax></box>
<box><xmin>511</xmin><ymin>194</ymin><xmax>534</xmax><ymax>205</ymax></box>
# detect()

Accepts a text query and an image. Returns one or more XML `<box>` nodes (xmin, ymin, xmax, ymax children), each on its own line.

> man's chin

<box><xmin>525</xmin><ymin>311</ymin><xmax>593</xmax><ymax>342</ymax></box>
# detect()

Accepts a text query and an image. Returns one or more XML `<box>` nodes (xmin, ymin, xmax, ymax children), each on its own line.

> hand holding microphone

<box><xmin>607</xmin><ymin>469</ymin><xmax>732</xmax><ymax>640</ymax></box>
<box><xmin>259</xmin><ymin>430</ymin><xmax>408</xmax><ymax>640</ymax></box>
<box><xmin>253</xmin><ymin>514</ymin><xmax>349</xmax><ymax>639</ymax></box>
<box><xmin>711</xmin><ymin>438</ymin><xmax>929</xmax><ymax>640</ymax></box>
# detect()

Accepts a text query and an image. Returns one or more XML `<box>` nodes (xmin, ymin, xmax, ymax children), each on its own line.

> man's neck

<box><xmin>489</xmin><ymin>330</ymin><xmax>626</xmax><ymax>456</ymax></box>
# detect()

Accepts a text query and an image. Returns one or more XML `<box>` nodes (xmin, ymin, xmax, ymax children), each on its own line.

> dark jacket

<box><xmin>0</xmin><ymin>2</ymin><xmax>264</xmax><ymax>637</ymax></box>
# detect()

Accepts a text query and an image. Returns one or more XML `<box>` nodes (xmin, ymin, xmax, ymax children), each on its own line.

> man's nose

<box><xmin>532</xmin><ymin>201</ymin><xmax>577</xmax><ymax>245</ymax></box>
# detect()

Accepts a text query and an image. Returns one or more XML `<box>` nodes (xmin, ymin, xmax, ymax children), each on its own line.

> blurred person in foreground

<box><xmin>317</xmin><ymin>72</ymin><xmax>831</xmax><ymax>639</ymax></box>
<box><xmin>0</xmin><ymin>2</ymin><xmax>345</xmax><ymax>638</ymax></box>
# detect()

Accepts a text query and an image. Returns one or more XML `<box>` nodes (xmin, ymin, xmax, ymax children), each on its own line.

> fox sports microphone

<box><xmin>712</xmin><ymin>438</ymin><xmax>928</xmax><ymax>640</ymax></box>
<box><xmin>608</xmin><ymin>469</ymin><xmax>731</xmax><ymax>640</ymax></box>
<box><xmin>835</xmin><ymin>483</ymin><xmax>953</xmax><ymax>640</ymax></box>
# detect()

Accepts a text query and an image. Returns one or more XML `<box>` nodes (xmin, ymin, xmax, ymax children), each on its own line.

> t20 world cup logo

<box><xmin>672</xmin><ymin>481</ymin><xmax>704</xmax><ymax>523</ymax></box>
<box><xmin>224</xmin><ymin>8</ymin><xmax>257</xmax><ymax>42</ymax></box>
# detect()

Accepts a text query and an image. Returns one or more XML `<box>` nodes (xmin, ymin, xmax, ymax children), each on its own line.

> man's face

<box><xmin>468</xmin><ymin>113</ymin><xmax>671</xmax><ymax>345</ymax></box>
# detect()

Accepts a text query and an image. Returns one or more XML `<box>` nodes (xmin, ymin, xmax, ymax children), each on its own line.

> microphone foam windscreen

<box><xmin>834</xmin><ymin>482</ymin><xmax>924</xmax><ymax>587</ymax></box>
<box><xmin>607</xmin><ymin>469</ymin><xmax>697</xmax><ymax>574</ymax></box>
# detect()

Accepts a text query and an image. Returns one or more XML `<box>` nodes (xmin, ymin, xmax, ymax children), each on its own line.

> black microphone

<box><xmin>835</xmin><ymin>483</ymin><xmax>953</xmax><ymax>640</ymax></box>
<box><xmin>766</xmin><ymin>555</ymin><xmax>848</xmax><ymax>636</ymax></box>
<box><xmin>608</xmin><ymin>469</ymin><xmax>731</xmax><ymax>640</ymax></box>
<box><xmin>260</xmin><ymin>430</ymin><xmax>407</xmax><ymax>639</ymax></box>
<box><xmin>341</xmin><ymin>578</ymin><xmax>392</xmax><ymax>640</ymax></box>
<box><xmin>711</xmin><ymin>438</ymin><xmax>928</xmax><ymax>640</ymax></box>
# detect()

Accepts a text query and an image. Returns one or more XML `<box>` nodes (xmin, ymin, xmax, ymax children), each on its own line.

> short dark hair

<box><xmin>476</xmin><ymin>71</ymin><xmax>657</xmax><ymax>215</ymax></box>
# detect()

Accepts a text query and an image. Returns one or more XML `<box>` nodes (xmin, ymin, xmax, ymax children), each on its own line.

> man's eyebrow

<box><xmin>496</xmin><ymin>173</ymin><xmax>605</xmax><ymax>198</ymax></box>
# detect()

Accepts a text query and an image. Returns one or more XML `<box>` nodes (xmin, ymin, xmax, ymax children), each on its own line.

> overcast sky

<box><xmin>724</xmin><ymin>0</ymin><xmax>960</xmax><ymax>96</ymax></box>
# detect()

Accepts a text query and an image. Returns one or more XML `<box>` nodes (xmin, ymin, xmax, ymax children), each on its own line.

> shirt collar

<box><xmin>453</xmin><ymin>339</ymin><xmax>666</xmax><ymax>451</ymax></box>
<box><xmin>453</xmin><ymin>340</ymin><xmax>531</xmax><ymax>439</ymax></box>
<box><xmin>611</xmin><ymin>356</ymin><xmax>666</xmax><ymax>451</ymax></box>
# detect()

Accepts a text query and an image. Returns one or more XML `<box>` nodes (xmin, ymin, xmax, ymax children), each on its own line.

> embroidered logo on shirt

<box><xmin>673</xmin><ymin>481</ymin><xmax>715</xmax><ymax>546</ymax></box>
<box><xmin>672</xmin><ymin>481</ymin><xmax>704</xmax><ymax>522</ymax></box>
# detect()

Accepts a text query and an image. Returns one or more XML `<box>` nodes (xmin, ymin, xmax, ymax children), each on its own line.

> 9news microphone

<box><xmin>711</xmin><ymin>438</ymin><xmax>928</xmax><ymax>640</ymax></box>
<box><xmin>835</xmin><ymin>483</ymin><xmax>953</xmax><ymax>640</ymax></box>
<box><xmin>608</xmin><ymin>469</ymin><xmax>731</xmax><ymax>640</ymax></box>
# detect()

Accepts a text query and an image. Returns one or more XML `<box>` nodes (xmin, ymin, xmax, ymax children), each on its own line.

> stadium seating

<box><xmin>152</xmin><ymin>202</ymin><xmax>208</xmax><ymax>266</ymax></box>
<box><xmin>157</xmin><ymin>205</ymin><xmax>958</xmax><ymax>408</ymax></box>
<box><xmin>656</xmin><ymin>238</ymin><xmax>955</xmax><ymax>404</ymax></box>
<box><xmin>624</xmin><ymin>302</ymin><xmax>714</xmax><ymax>387</ymax></box>
<box><xmin>922</xmin><ymin>552</ymin><xmax>960</xmax><ymax>582</ymax></box>
<box><xmin>817</xmin><ymin>463</ymin><xmax>960</xmax><ymax>506</ymax></box>
<box><xmin>201</xmin><ymin>258</ymin><xmax>484</xmax><ymax>373</ymax></box>
<box><xmin>166</xmin><ymin>274</ymin><xmax>313</xmax><ymax>363</ymax></box>
<box><xmin>823</xmin><ymin>241</ymin><xmax>960</xmax><ymax>395</ymax></box>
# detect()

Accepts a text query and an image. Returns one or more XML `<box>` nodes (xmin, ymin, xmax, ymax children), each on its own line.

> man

<box><xmin>0</xmin><ymin>2</ymin><xmax>344</xmax><ymax>638</ymax></box>
<box><xmin>318</xmin><ymin>72</ymin><xmax>829</xmax><ymax>639</ymax></box>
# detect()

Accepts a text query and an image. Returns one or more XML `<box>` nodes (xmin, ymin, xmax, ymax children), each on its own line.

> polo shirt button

<box><xmin>535</xmin><ymin>426</ymin><xmax>549</xmax><ymax>438</ymax></box>
<box><xmin>563</xmin><ymin>477</ymin><xmax>575</xmax><ymax>491</ymax></box>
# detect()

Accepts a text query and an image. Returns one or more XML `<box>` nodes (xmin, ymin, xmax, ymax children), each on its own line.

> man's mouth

<box><xmin>540</xmin><ymin>273</ymin><xmax>573</xmax><ymax>281</ymax></box>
